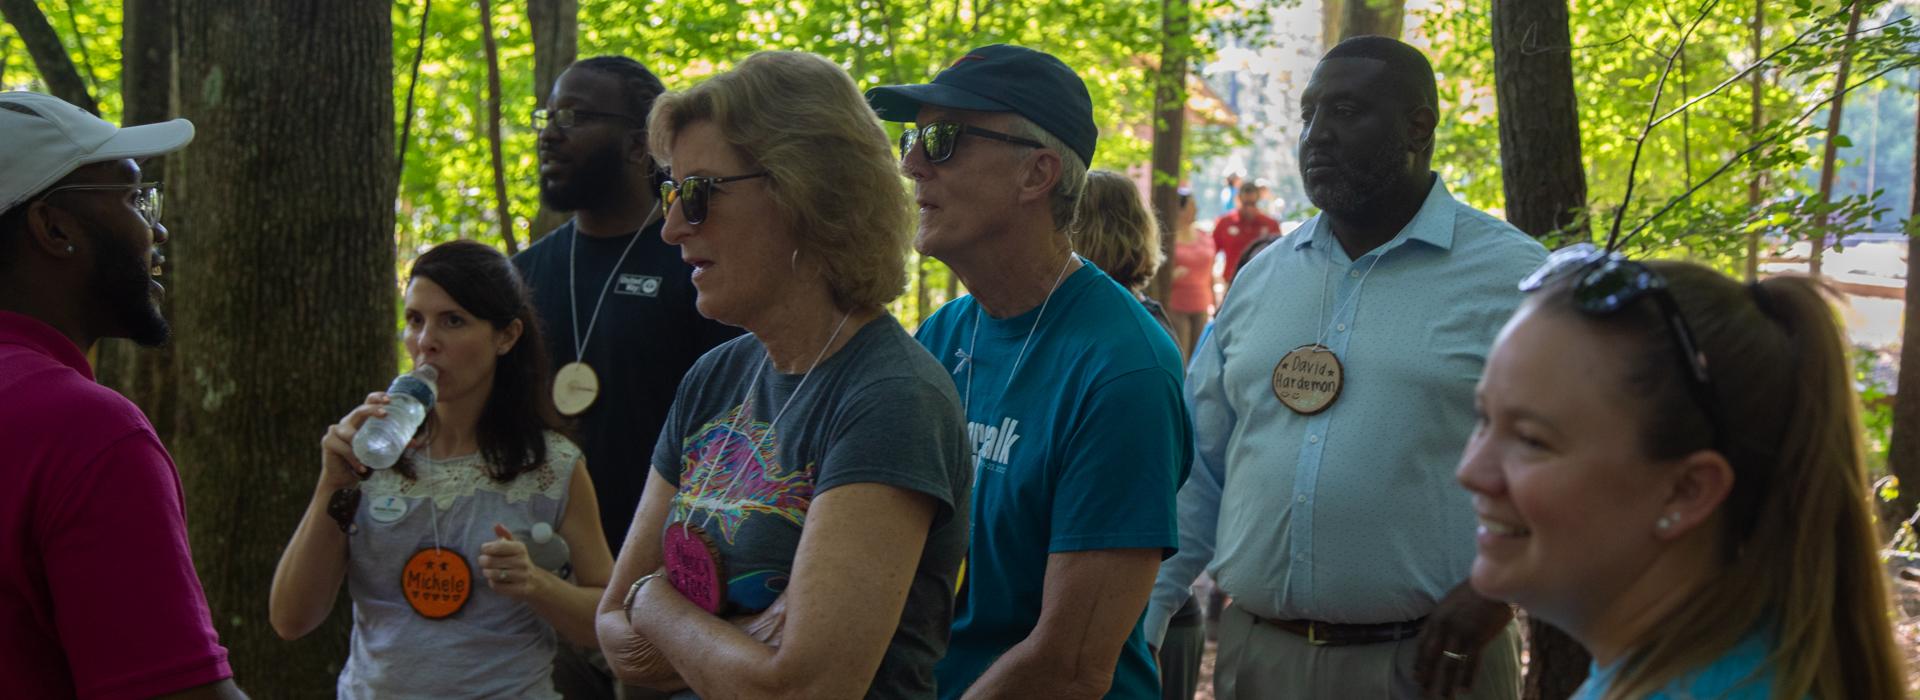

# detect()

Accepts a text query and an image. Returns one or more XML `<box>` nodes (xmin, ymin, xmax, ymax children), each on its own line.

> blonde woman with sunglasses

<box><xmin>594</xmin><ymin>51</ymin><xmax>971</xmax><ymax>699</ymax></box>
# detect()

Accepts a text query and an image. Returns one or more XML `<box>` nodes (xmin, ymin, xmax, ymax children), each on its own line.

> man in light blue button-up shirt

<box><xmin>1145</xmin><ymin>37</ymin><xmax>1547</xmax><ymax>699</ymax></box>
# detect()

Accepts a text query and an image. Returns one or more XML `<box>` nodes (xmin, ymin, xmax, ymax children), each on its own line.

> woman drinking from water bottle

<box><xmin>269</xmin><ymin>240</ymin><xmax>615</xmax><ymax>698</ymax></box>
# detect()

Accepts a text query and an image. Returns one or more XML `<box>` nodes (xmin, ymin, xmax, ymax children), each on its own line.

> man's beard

<box><xmin>538</xmin><ymin>146</ymin><xmax>629</xmax><ymax>213</ymax></box>
<box><xmin>88</xmin><ymin>226</ymin><xmax>169</xmax><ymax>347</ymax></box>
<box><xmin>1301</xmin><ymin>136</ymin><xmax>1409</xmax><ymax>217</ymax></box>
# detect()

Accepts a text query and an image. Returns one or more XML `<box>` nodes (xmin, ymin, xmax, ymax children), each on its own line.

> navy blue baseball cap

<box><xmin>866</xmin><ymin>44</ymin><xmax>1098</xmax><ymax>166</ymax></box>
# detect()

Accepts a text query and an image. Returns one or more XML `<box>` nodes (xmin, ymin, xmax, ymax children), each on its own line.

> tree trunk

<box><xmin>1886</xmin><ymin>70</ymin><xmax>1920</xmax><ymax>531</ymax></box>
<box><xmin>527</xmin><ymin>0</ymin><xmax>576</xmax><ymax>239</ymax></box>
<box><xmin>914</xmin><ymin>254</ymin><xmax>930</xmax><ymax>326</ymax></box>
<box><xmin>1146</xmin><ymin>0</ymin><xmax>1189</xmax><ymax>304</ymax></box>
<box><xmin>95</xmin><ymin>0</ymin><xmax>178</xmax><ymax>444</ymax></box>
<box><xmin>1809</xmin><ymin>0</ymin><xmax>1863</xmax><ymax>278</ymax></box>
<box><xmin>172</xmin><ymin>0</ymin><xmax>395</xmax><ymax>691</ymax></box>
<box><xmin>1743</xmin><ymin>0</ymin><xmax>1765</xmax><ymax>282</ymax></box>
<box><xmin>0</xmin><ymin>0</ymin><xmax>97</xmax><ymax>114</ymax></box>
<box><xmin>1322</xmin><ymin>0</ymin><xmax>1404</xmax><ymax>47</ymax></box>
<box><xmin>1343</xmin><ymin>0</ymin><xmax>1404</xmax><ymax>41</ymax></box>
<box><xmin>1322</xmin><ymin>0</ymin><xmax>1340</xmax><ymax>50</ymax></box>
<box><xmin>1492</xmin><ymin>0</ymin><xmax>1589</xmax><ymax>245</ymax></box>
<box><xmin>1493</xmin><ymin>0</ymin><xmax>1590</xmax><ymax>695</ymax></box>
<box><xmin>478</xmin><ymin>0</ymin><xmax>518</xmax><ymax>254</ymax></box>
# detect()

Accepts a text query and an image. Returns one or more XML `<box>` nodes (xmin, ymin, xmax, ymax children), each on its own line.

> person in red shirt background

<box><xmin>1212</xmin><ymin>180</ymin><xmax>1282</xmax><ymax>285</ymax></box>
<box><xmin>0</xmin><ymin>91</ymin><xmax>242</xmax><ymax>700</ymax></box>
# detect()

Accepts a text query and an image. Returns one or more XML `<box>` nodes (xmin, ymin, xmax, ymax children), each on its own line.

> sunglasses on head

<box><xmin>1521</xmin><ymin>243</ymin><xmax>1721</xmax><ymax>448</ymax></box>
<box><xmin>660</xmin><ymin>172</ymin><xmax>770</xmax><ymax>225</ymax></box>
<box><xmin>898</xmin><ymin>121</ymin><xmax>1047</xmax><ymax>164</ymax></box>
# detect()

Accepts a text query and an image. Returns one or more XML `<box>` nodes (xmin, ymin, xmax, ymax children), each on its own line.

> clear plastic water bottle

<box><xmin>352</xmin><ymin>364</ymin><xmax>438</xmax><ymax>470</ymax></box>
<box><xmin>527</xmin><ymin>521</ymin><xmax>573</xmax><ymax>579</ymax></box>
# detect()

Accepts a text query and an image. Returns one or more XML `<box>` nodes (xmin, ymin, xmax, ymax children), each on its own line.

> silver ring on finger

<box><xmin>1441</xmin><ymin>650</ymin><xmax>1469</xmax><ymax>661</ymax></box>
<box><xmin>496</xmin><ymin>569</ymin><xmax>509</xmax><ymax>583</ymax></box>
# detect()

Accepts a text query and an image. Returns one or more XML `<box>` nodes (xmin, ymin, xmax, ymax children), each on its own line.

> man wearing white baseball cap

<box><xmin>0</xmin><ymin>91</ymin><xmax>245</xmax><ymax>699</ymax></box>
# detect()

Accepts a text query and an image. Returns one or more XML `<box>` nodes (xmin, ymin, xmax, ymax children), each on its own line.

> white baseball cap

<box><xmin>0</xmin><ymin>91</ymin><xmax>194</xmax><ymax>214</ymax></box>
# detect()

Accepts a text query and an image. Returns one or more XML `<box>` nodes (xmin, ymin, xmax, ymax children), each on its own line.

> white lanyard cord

<box><xmin>568</xmin><ymin>203</ymin><xmax>663</xmax><ymax>361</ymax></box>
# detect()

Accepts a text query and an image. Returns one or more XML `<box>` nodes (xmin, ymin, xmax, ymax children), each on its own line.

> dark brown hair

<box><xmin>401</xmin><ymin>240</ymin><xmax>562</xmax><ymax>483</ymax></box>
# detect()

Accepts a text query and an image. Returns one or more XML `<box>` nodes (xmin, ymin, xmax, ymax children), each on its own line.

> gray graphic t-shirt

<box><xmin>652</xmin><ymin>314</ymin><xmax>971</xmax><ymax>699</ymax></box>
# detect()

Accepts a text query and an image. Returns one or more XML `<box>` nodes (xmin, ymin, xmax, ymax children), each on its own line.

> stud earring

<box><xmin>1656</xmin><ymin>514</ymin><xmax>1676</xmax><ymax>531</ymax></box>
<box><xmin>66</xmin><ymin>245</ymin><xmax>75</xmax><ymax>253</ymax></box>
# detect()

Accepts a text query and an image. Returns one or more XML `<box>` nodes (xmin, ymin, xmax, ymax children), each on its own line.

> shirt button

<box><xmin>1308</xmin><ymin>435</ymin><xmax>1320</xmax><ymax>443</ymax></box>
<box><xmin>1296</xmin><ymin>494</ymin><xmax>1307</xmax><ymax>503</ymax></box>
<box><xmin>1336</xmin><ymin>323</ymin><xmax>1347</xmax><ymax>332</ymax></box>
<box><xmin>1350</xmin><ymin>270</ymin><xmax>1361</xmax><ymax>278</ymax></box>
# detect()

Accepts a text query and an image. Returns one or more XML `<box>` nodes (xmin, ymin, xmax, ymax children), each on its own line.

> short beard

<box><xmin>538</xmin><ymin>146</ymin><xmax>630</xmax><ymax>213</ymax></box>
<box><xmin>87</xmin><ymin>225</ymin><xmax>169</xmax><ymax>347</ymax></box>
<box><xmin>1302</xmin><ymin>136</ymin><xmax>1410</xmax><ymax>217</ymax></box>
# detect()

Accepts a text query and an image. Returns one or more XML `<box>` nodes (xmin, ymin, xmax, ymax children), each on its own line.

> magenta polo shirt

<box><xmin>0</xmin><ymin>311</ymin><xmax>232</xmax><ymax>698</ymax></box>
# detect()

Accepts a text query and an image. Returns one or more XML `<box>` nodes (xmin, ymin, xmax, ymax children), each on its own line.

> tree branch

<box><xmin>1649</xmin><ymin>16</ymin><xmax>1908</xmax><ymax>130</ymax></box>
<box><xmin>1618</xmin><ymin>61</ymin><xmax>1913</xmax><ymax>248</ymax></box>
<box><xmin>55</xmin><ymin>0</ymin><xmax>94</xmax><ymax>97</ymax></box>
<box><xmin>875</xmin><ymin>0</ymin><xmax>907</xmax><ymax>85</ymax></box>
<box><xmin>1518</xmin><ymin>21</ymin><xmax>1631</xmax><ymax>56</ymax></box>
<box><xmin>0</xmin><ymin>0</ymin><xmax>96</xmax><ymax>114</ymax></box>
<box><xmin>1608</xmin><ymin>0</ymin><xmax>1722</xmax><ymax>249</ymax></box>
<box><xmin>396</xmin><ymin>0</ymin><xmax>432</xmax><ymax>175</ymax></box>
<box><xmin>479</xmin><ymin>0</ymin><xmax>519</xmax><ymax>254</ymax></box>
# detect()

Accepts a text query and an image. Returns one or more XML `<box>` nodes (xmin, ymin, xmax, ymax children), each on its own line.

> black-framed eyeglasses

<box><xmin>898</xmin><ymin>122</ymin><xmax>1047</xmax><ymax>164</ymax></box>
<box><xmin>40</xmin><ymin>181</ymin><xmax>163</xmax><ymax>227</ymax></box>
<box><xmin>532</xmin><ymin>108</ymin><xmax>641</xmax><ymax>131</ymax></box>
<box><xmin>660</xmin><ymin>172</ymin><xmax>770</xmax><ymax>225</ymax></box>
<box><xmin>1521</xmin><ymin>242</ymin><xmax>1721</xmax><ymax>447</ymax></box>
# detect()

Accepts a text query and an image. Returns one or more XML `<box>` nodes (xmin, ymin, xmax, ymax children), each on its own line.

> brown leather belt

<box><xmin>1252</xmin><ymin>613</ymin><xmax>1427</xmax><ymax>647</ymax></box>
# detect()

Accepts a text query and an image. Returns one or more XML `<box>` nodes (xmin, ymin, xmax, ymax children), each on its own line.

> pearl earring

<box><xmin>1656</xmin><ymin>514</ymin><xmax>1676</xmax><ymax>531</ymax></box>
<box><xmin>65</xmin><ymin>245</ymin><xmax>75</xmax><ymax>253</ymax></box>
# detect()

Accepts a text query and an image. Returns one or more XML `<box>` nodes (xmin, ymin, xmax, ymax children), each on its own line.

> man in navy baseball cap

<box><xmin>868</xmin><ymin>47</ymin><xmax>1192</xmax><ymax>700</ymax></box>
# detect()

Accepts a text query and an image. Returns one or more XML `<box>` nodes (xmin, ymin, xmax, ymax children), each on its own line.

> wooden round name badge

<box><xmin>1272</xmin><ymin>344</ymin><xmax>1344</xmax><ymax>415</ymax></box>
<box><xmin>401</xmin><ymin>547</ymin><xmax>472</xmax><ymax>619</ymax></box>
<box><xmin>553</xmin><ymin>361</ymin><xmax>600</xmax><ymax>416</ymax></box>
<box><xmin>663</xmin><ymin>524</ymin><xmax>728</xmax><ymax>614</ymax></box>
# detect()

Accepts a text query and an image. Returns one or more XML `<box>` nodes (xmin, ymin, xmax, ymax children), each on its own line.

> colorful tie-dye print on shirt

<box><xmin>668</xmin><ymin>402</ymin><xmax>817</xmax><ymax>613</ymax></box>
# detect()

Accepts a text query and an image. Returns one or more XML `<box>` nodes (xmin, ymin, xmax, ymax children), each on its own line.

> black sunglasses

<box><xmin>1521</xmin><ymin>243</ymin><xmax>1721</xmax><ymax>448</ymax></box>
<box><xmin>660</xmin><ymin>172</ymin><xmax>770</xmax><ymax>225</ymax></box>
<box><xmin>898</xmin><ymin>122</ymin><xmax>1047</xmax><ymax>164</ymax></box>
<box><xmin>532</xmin><ymin>108</ymin><xmax>641</xmax><ymax>131</ymax></box>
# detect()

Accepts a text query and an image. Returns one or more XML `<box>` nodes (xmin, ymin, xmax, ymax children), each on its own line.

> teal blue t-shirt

<box><xmin>1574</xmin><ymin>629</ymin><xmax>1785</xmax><ymax>700</ymax></box>
<box><xmin>916</xmin><ymin>261</ymin><xmax>1192</xmax><ymax>700</ymax></box>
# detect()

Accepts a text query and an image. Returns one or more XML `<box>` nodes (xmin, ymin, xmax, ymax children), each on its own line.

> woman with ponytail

<box><xmin>1455</xmin><ymin>244</ymin><xmax>1903</xmax><ymax>699</ymax></box>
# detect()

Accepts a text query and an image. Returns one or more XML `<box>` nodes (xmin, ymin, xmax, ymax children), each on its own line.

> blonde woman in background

<box><xmin>1458</xmin><ymin>247</ymin><xmax>1903</xmax><ymax>699</ymax></box>
<box><xmin>1072</xmin><ymin>169</ymin><xmax>1174</xmax><ymax>339</ymax></box>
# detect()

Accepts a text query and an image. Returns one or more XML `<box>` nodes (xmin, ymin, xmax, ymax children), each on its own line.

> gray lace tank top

<box><xmin>336</xmin><ymin>431</ymin><xmax>580</xmax><ymax>699</ymax></box>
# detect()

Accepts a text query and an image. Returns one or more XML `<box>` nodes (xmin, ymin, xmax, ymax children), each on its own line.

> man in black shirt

<box><xmin>511</xmin><ymin>56</ymin><xmax>741</xmax><ymax>699</ymax></box>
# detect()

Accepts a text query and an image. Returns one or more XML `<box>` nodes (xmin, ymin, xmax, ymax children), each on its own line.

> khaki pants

<box><xmin>1214</xmin><ymin>605</ymin><xmax>1521</xmax><ymax>700</ymax></box>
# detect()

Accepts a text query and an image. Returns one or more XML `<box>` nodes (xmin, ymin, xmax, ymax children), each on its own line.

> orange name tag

<box><xmin>402</xmin><ymin>547</ymin><xmax>471</xmax><ymax>619</ymax></box>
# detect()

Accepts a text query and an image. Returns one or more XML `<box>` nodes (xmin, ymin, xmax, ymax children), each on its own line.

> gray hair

<box><xmin>1006</xmin><ymin>115</ymin><xmax>1088</xmax><ymax>233</ymax></box>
